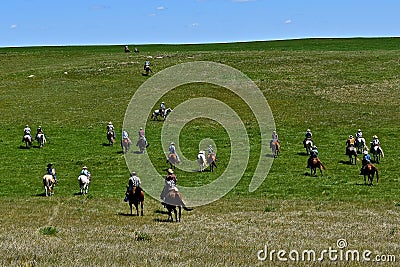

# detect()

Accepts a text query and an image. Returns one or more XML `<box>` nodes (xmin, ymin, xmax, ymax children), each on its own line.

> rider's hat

<box><xmin>170</xmin><ymin>142</ymin><xmax>175</xmax><ymax>145</ymax></box>
<box><xmin>364</xmin><ymin>150</ymin><xmax>368</xmax><ymax>155</ymax></box>
<box><xmin>82</xmin><ymin>166</ymin><xmax>87</xmax><ymax>169</ymax></box>
<box><xmin>373</xmin><ymin>135</ymin><xmax>378</xmax><ymax>139</ymax></box>
<box><xmin>25</xmin><ymin>124</ymin><xmax>29</xmax><ymax>127</ymax></box>
<box><xmin>131</xmin><ymin>171</ymin><xmax>136</xmax><ymax>176</ymax></box>
<box><xmin>108</xmin><ymin>121</ymin><xmax>112</xmax><ymax>125</ymax></box>
<box><xmin>358</xmin><ymin>129</ymin><xmax>361</xmax><ymax>132</ymax></box>
<box><xmin>167</xmin><ymin>168</ymin><xmax>174</xmax><ymax>174</ymax></box>
<box><xmin>47</xmin><ymin>163</ymin><xmax>53</xmax><ymax>167</ymax></box>
<box><xmin>307</xmin><ymin>129</ymin><xmax>311</xmax><ymax>132</ymax></box>
<box><xmin>349</xmin><ymin>135</ymin><xmax>353</xmax><ymax>138</ymax></box>
<box><xmin>313</xmin><ymin>146</ymin><xmax>317</xmax><ymax>149</ymax></box>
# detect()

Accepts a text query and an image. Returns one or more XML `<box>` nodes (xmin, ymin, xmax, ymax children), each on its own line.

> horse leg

<box><xmin>140</xmin><ymin>201</ymin><xmax>144</xmax><ymax>216</ymax></box>
<box><xmin>130</xmin><ymin>203</ymin><xmax>133</xmax><ymax>215</ymax></box>
<box><xmin>178</xmin><ymin>206</ymin><xmax>181</xmax><ymax>222</ymax></box>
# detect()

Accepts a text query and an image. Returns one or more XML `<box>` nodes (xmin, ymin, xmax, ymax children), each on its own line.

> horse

<box><xmin>207</xmin><ymin>153</ymin><xmax>217</xmax><ymax>172</ymax></box>
<box><xmin>144</xmin><ymin>65</ymin><xmax>152</xmax><ymax>76</ymax></box>
<box><xmin>136</xmin><ymin>137</ymin><xmax>147</xmax><ymax>153</ymax></box>
<box><xmin>309</xmin><ymin>157</ymin><xmax>326</xmax><ymax>177</ymax></box>
<box><xmin>107</xmin><ymin>131</ymin><xmax>115</xmax><ymax>145</ymax></box>
<box><xmin>163</xmin><ymin>189</ymin><xmax>192</xmax><ymax>222</ymax></box>
<box><xmin>22</xmin><ymin>135</ymin><xmax>32</xmax><ymax>148</ymax></box>
<box><xmin>121</xmin><ymin>138</ymin><xmax>131</xmax><ymax>154</ymax></box>
<box><xmin>167</xmin><ymin>153</ymin><xmax>179</xmax><ymax>169</ymax></box>
<box><xmin>346</xmin><ymin>146</ymin><xmax>358</xmax><ymax>165</ymax></box>
<box><xmin>151</xmin><ymin>108</ymin><xmax>172</xmax><ymax>121</ymax></box>
<box><xmin>363</xmin><ymin>163</ymin><xmax>379</xmax><ymax>185</ymax></box>
<box><xmin>127</xmin><ymin>186</ymin><xmax>144</xmax><ymax>216</ymax></box>
<box><xmin>370</xmin><ymin>145</ymin><xmax>384</xmax><ymax>164</ymax></box>
<box><xmin>271</xmin><ymin>141</ymin><xmax>280</xmax><ymax>158</ymax></box>
<box><xmin>304</xmin><ymin>138</ymin><xmax>313</xmax><ymax>155</ymax></box>
<box><xmin>78</xmin><ymin>174</ymin><xmax>91</xmax><ymax>194</ymax></box>
<box><xmin>197</xmin><ymin>151</ymin><xmax>206</xmax><ymax>172</ymax></box>
<box><xmin>43</xmin><ymin>173</ymin><xmax>55</xmax><ymax>197</ymax></box>
<box><xmin>355</xmin><ymin>137</ymin><xmax>367</xmax><ymax>154</ymax></box>
<box><xmin>36</xmin><ymin>133</ymin><xmax>46</xmax><ymax>148</ymax></box>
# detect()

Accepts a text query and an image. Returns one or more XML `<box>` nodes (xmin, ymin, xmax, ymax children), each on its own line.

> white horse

<box><xmin>151</xmin><ymin>108</ymin><xmax>172</xmax><ymax>121</ymax></box>
<box><xmin>22</xmin><ymin>135</ymin><xmax>32</xmax><ymax>148</ymax></box>
<box><xmin>43</xmin><ymin>169</ymin><xmax>56</xmax><ymax>196</ymax></box>
<box><xmin>78</xmin><ymin>174</ymin><xmax>91</xmax><ymax>194</ymax></box>
<box><xmin>305</xmin><ymin>139</ymin><xmax>313</xmax><ymax>155</ymax></box>
<box><xmin>355</xmin><ymin>137</ymin><xmax>367</xmax><ymax>154</ymax></box>
<box><xmin>197</xmin><ymin>151</ymin><xmax>206</xmax><ymax>172</ymax></box>
<box><xmin>370</xmin><ymin>145</ymin><xmax>384</xmax><ymax>164</ymax></box>
<box><xmin>36</xmin><ymin>133</ymin><xmax>46</xmax><ymax>148</ymax></box>
<box><xmin>136</xmin><ymin>136</ymin><xmax>147</xmax><ymax>153</ymax></box>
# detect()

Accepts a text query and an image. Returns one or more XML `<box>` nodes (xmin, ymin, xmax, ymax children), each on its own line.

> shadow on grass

<box><xmin>35</xmin><ymin>192</ymin><xmax>47</xmax><ymax>197</ymax></box>
<box><xmin>297</xmin><ymin>152</ymin><xmax>309</xmax><ymax>156</ymax></box>
<box><xmin>102</xmin><ymin>143</ymin><xmax>113</xmax><ymax>147</ymax></box>
<box><xmin>153</xmin><ymin>218</ymin><xmax>175</xmax><ymax>223</ymax></box>
<box><xmin>117</xmin><ymin>212</ymin><xmax>141</xmax><ymax>217</ymax></box>
<box><xmin>339</xmin><ymin>160</ymin><xmax>354</xmax><ymax>165</ymax></box>
<box><xmin>19</xmin><ymin>145</ymin><xmax>31</xmax><ymax>149</ymax></box>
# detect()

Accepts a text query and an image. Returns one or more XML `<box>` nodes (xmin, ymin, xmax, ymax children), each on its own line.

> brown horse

<box><xmin>207</xmin><ymin>153</ymin><xmax>217</xmax><ymax>172</ymax></box>
<box><xmin>309</xmin><ymin>157</ymin><xmax>326</xmax><ymax>177</ymax></box>
<box><xmin>271</xmin><ymin>141</ymin><xmax>280</xmax><ymax>158</ymax></box>
<box><xmin>127</xmin><ymin>186</ymin><xmax>144</xmax><ymax>216</ymax></box>
<box><xmin>164</xmin><ymin>190</ymin><xmax>192</xmax><ymax>222</ymax></box>
<box><xmin>121</xmin><ymin>138</ymin><xmax>131</xmax><ymax>154</ymax></box>
<box><xmin>363</xmin><ymin>164</ymin><xmax>379</xmax><ymax>185</ymax></box>
<box><xmin>43</xmin><ymin>174</ymin><xmax>55</xmax><ymax>197</ymax></box>
<box><xmin>167</xmin><ymin>153</ymin><xmax>179</xmax><ymax>169</ymax></box>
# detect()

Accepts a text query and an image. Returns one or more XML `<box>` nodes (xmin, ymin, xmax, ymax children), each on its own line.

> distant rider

<box><xmin>346</xmin><ymin>135</ymin><xmax>356</xmax><ymax>154</ymax></box>
<box><xmin>356</xmin><ymin>129</ymin><xmax>363</xmax><ymax>139</ymax></box>
<box><xmin>303</xmin><ymin>129</ymin><xmax>313</xmax><ymax>148</ymax></box>
<box><xmin>22</xmin><ymin>124</ymin><xmax>32</xmax><ymax>141</ymax></box>
<box><xmin>360</xmin><ymin>150</ymin><xmax>371</xmax><ymax>175</ymax></box>
<box><xmin>47</xmin><ymin>163</ymin><xmax>57</xmax><ymax>183</ymax></box>
<box><xmin>107</xmin><ymin>121</ymin><xmax>116</xmax><ymax>139</ymax></box>
<box><xmin>124</xmin><ymin>171</ymin><xmax>142</xmax><ymax>202</ymax></box>
<box><xmin>169</xmin><ymin>142</ymin><xmax>180</xmax><ymax>163</ymax></box>
<box><xmin>80</xmin><ymin>166</ymin><xmax>91</xmax><ymax>179</ymax></box>
<box><xmin>270</xmin><ymin>130</ymin><xmax>280</xmax><ymax>148</ymax></box>
<box><xmin>307</xmin><ymin>145</ymin><xmax>319</xmax><ymax>168</ymax></box>
<box><xmin>160</xmin><ymin>169</ymin><xmax>178</xmax><ymax>203</ymax></box>
<box><xmin>159</xmin><ymin>102</ymin><xmax>166</xmax><ymax>116</ymax></box>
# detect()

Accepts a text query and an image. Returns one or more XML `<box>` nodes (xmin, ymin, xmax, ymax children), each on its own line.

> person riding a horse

<box><xmin>356</xmin><ymin>129</ymin><xmax>363</xmax><ymax>139</ymax></box>
<box><xmin>360</xmin><ymin>150</ymin><xmax>372</xmax><ymax>175</ymax></box>
<box><xmin>22</xmin><ymin>125</ymin><xmax>32</xmax><ymax>141</ymax></box>
<box><xmin>169</xmin><ymin>142</ymin><xmax>180</xmax><ymax>163</ymax></box>
<box><xmin>80</xmin><ymin>166</ymin><xmax>91</xmax><ymax>178</ymax></box>
<box><xmin>138</xmin><ymin>127</ymin><xmax>148</xmax><ymax>146</ymax></box>
<box><xmin>107</xmin><ymin>121</ymin><xmax>116</xmax><ymax>138</ymax></box>
<box><xmin>346</xmin><ymin>135</ymin><xmax>356</xmax><ymax>154</ymax></box>
<box><xmin>160</xmin><ymin>169</ymin><xmax>178</xmax><ymax>203</ymax></box>
<box><xmin>303</xmin><ymin>129</ymin><xmax>313</xmax><ymax>148</ymax></box>
<box><xmin>208</xmin><ymin>144</ymin><xmax>216</xmax><ymax>157</ymax></box>
<box><xmin>370</xmin><ymin>135</ymin><xmax>380</xmax><ymax>150</ymax></box>
<box><xmin>124</xmin><ymin>171</ymin><xmax>142</xmax><ymax>202</ymax></box>
<box><xmin>122</xmin><ymin>130</ymin><xmax>131</xmax><ymax>143</ymax></box>
<box><xmin>307</xmin><ymin>145</ymin><xmax>319</xmax><ymax>168</ymax></box>
<box><xmin>270</xmin><ymin>130</ymin><xmax>280</xmax><ymax>148</ymax></box>
<box><xmin>47</xmin><ymin>163</ymin><xmax>57</xmax><ymax>183</ymax></box>
<box><xmin>159</xmin><ymin>102</ymin><xmax>166</xmax><ymax>117</ymax></box>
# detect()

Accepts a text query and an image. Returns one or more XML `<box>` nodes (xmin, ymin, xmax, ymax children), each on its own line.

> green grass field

<box><xmin>1</xmin><ymin>38</ymin><xmax>399</xmax><ymax>266</ymax></box>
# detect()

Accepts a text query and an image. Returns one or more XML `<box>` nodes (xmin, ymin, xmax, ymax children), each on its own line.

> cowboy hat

<box><xmin>167</xmin><ymin>169</ymin><xmax>174</xmax><ymax>174</ymax></box>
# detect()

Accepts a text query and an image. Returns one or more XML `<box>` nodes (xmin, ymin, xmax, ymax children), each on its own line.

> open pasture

<box><xmin>0</xmin><ymin>38</ymin><xmax>399</xmax><ymax>266</ymax></box>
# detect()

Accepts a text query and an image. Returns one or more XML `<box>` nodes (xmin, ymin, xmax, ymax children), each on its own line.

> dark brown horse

<box><xmin>207</xmin><ymin>153</ymin><xmax>217</xmax><ymax>172</ymax></box>
<box><xmin>363</xmin><ymin>164</ymin><xmax>379</xmax><ymax>186</ymax></box>
<box><xmin>164</xmin><ymin>190</ymin><xmax>192</xmax><ymax>222</ymax></box>
<box><xmin>309</xmin><ymin>158</ymin><xmax>326</xmax><ymax>177</ymax></box>
<box><xmin>127</xmin><ymin>186</ymin><xmax>144</xmax><ymax>216</ymax></box>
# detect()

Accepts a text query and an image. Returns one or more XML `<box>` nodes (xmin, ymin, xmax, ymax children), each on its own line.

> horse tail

<box><xmin>319</xmin><ymin>160</ymin><xmax>326</xmax><ymax>170</ymax></box>
<box><xmin>375</xmin><ymin>167</ymin><xmax>379</xmax><ymax>182</ymax></box>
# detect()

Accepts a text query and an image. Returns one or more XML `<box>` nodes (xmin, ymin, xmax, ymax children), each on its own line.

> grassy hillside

<box><xmin>0</xmin><ymin>38</ymin><xmax>399</xmax><ymax>266</ymax></box>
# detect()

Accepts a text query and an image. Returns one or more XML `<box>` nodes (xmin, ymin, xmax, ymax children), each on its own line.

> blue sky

<box><xmin>2</xmin><ymin>0</ymin><xmax>400</xmax><ymax>47</ymax></box>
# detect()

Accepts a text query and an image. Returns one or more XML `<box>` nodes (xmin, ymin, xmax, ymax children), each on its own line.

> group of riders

<box><xmin>22</xmin><ymin>125</ymin><xmax>46</xmax><ymax>147</ymax></box>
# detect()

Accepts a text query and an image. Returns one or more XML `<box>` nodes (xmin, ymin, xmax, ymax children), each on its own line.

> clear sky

<box><xmin>2</xmin><ymin>0</ymin><xmax>400</xmax><ymax>47</ymax></box>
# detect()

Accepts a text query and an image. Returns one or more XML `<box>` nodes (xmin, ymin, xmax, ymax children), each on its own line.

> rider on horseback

<box><xmin>160</xmin><ymin>169</ymin><xmax>178</xmax><ymax>203</ymax></box>
<box><xmin>159</xmin><ymin>102</ymin><xmax>166</xmax><ymax>117</ymax></box>
<box><xmin>208</xmin><ymin>144</ymin><xmax>216</xmax><ymax>157</ymax></box>
<box><xmin>124</xmin><ymin>171</ymin><xmax>142</xmax><ymax>202</ymax></box>
<box><xmin>169</xmin><ymin>142</ymin><xmax>180</xmax><ymax>163</ymax></box>
<box><xmin>346</xmin><ymin>134</ymin><xmax>356</xmax><ymax>154</ymax></box>
<box><xmin>370</xmin><ymin>135</ymin><xmax>380</xmax><ymax>150</ymax></box>
<box><xmin>22</xmin><ymin>125</ymin><xmax>32</xmax><ymax>141</ymax></box>
<box><xmin>47</xmin><ymin>163</ymin><xmax>57</xmax><ymax>183</ymax></box>
<box><xmin>107</xmin><ymin>121</ymin><xmax>116</xmax><ymax>139</ymax></box>
<box><xmin>138</xmin><ymin>127</ymin><xmax>148</xmax><ymax>147</ymax></box>
<box><xmin>360</xmin><ymin>150</ymin><xmax>371</xmax><ymax>175</ymax></box>
<box><xmin>307</xmin><ymin>145</ymin><xmax>319</xmax><ymax>168</ymax></box>
<box><xmin>303</xmin><ymin>129</ymin><xmax>313</xmax><ymax>148</ymax></box>
<box><xmin>270</xmin><ymin>130</ymin><xmax>280</xmax><ymax>148</ymax></box>
<box><xmin>356</xmin><ymin>129</ymin><xmax>363</xmax><ymax>139</ymax></box>
<box><xmin>80</xmin><ymin>166</ymin><xmax>91</xmax><ymax>178</ymax></box>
